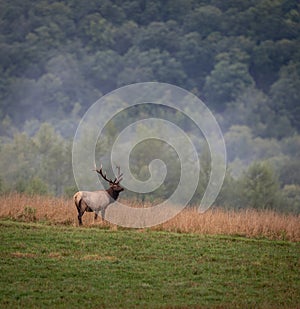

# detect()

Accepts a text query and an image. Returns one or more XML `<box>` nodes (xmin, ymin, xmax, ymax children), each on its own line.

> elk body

<box><xmin>74</xmin><ymin>165</ymin><xmax>124</xmax><ymax>226</ymax></box>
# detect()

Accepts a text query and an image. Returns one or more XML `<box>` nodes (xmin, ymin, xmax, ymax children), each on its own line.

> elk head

<box><xmin>95</xmin><ymin>164</ymin><xmax>124</xmax><ymax>194</ymax></box>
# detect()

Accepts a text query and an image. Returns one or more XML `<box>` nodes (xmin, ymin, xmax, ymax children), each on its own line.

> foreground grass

<box><xmin>0</xmin><ymin>220</ymin><xmax>299</xmax><ymax>308</ymax></box>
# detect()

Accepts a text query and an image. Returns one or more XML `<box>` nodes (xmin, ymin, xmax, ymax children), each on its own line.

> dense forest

<box><xmin>0</xmin><ymin>0</ymin><xmax>299</xmax><ymax>213</ymax></box>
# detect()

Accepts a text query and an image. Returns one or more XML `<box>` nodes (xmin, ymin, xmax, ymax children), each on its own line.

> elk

<box><xmin>74</xmin><ymin>165</ymin><xmax>124</xmax><ymax>226</ymax></box>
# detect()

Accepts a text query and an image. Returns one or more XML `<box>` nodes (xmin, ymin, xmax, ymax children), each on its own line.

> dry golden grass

<box><xmin>0</xmin><ymin>193</ymin><xmax>299</xmax><ymax>241</ymax></box>
<box><xmin>0</xmin><ymin>193</ymin><xmax>77</xmax><ymax>225</ymax></box>
<box><xmin>155</xmin><ymin>208</ymin><xmax>300</xmax><ymax>241</ymax></box>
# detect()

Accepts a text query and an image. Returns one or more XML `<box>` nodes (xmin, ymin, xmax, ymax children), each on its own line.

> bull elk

<box><xmin>74</xmin><ymin>165</ymin><xmax>124</xmax><ymax>226</ymax></box>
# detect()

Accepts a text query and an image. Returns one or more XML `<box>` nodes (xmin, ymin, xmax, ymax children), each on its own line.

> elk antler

<box><xmin>94</xmin><ymin>164</ymin><xmax>123</xmax><ymax>184</ymax></box>
<box><xmin>114</xmin><ymin>165</ymin><xmax>123</xmax><ymax>184</ymax></box>
<box><xmin>95</xmin><ymin>164</ymin><xmax>114</xmax><ymax>184</ymax></box>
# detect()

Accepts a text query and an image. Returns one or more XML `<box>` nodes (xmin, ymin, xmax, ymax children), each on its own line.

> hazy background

<box><xmin>0</xmin><ymin>0</ymin><xmax>299</xmax><ymax>213</ymax></box>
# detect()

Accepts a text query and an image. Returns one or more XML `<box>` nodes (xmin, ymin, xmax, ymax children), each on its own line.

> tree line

<box><xmin>0</xmin><ymin>0</ymin><xmax>299</xmax><ymax>212</ymax></box>
<box><xmin>0</xmin><ymin>122</ymin><xmax>299</xmax><ymax>214</ymax></box>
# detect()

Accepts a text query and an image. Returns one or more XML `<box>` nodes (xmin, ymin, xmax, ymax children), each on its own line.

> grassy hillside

<box><xmin>0</xmin><ymin>220</ymin><xmax>299</xmax><ymax>308</ymax></box>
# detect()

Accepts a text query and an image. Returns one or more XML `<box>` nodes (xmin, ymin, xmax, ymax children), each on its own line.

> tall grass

<box><xmin>0</xmin><ymin>193</ymin><xmax>299</xmax><ymax>241</ymax></box>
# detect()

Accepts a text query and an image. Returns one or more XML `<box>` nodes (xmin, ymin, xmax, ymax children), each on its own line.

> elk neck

<box><xmin>106</xmin><ymin>187</ymin><xmax>120</xmax><ymax>201</ymax></box>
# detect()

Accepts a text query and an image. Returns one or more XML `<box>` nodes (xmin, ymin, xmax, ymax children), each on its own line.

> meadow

<box><xmin>0</xmin><ymin>193</ymin><xmax>299</xmax><ymax>241</ymax></box>
<box><xmin>0</xmin><ymin>194</ymin><xmax>299</xmax><ymax>308</ymax></box>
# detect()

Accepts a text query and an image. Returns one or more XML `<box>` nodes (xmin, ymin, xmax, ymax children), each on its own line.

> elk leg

<box><xmin>92</xmin><ymin>212</ymin><xmax>98</xmax><ymax>224</ymax></box>
<box><xmin>78</xmin><ymin>213</ymin><xmax>83</xmax><ymax>226</ymax></box>
<box><xmin>77</xmin><ymin>207</ymin><xmax>86</xmax><ymax>226</ymax></box>
<box><xmin>76</xmin><ymin>201</ymin><xmax>87</xmax><ymax>226</ymax></box>
<box><xmin>101</xmin><ymin>208</ymin><xmax>106</xmax><ymax>221</ymax></box>
<box><xmin>76</xmin><ymin>204</ymin><xmax>83</xmax><ymax>225</ymax></box>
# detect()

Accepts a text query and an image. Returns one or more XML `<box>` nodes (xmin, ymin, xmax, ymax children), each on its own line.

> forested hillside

<box><xmin>0</xmin><ymin>0</ymin><xmax>299</xmax><ymax>212</ymax></box>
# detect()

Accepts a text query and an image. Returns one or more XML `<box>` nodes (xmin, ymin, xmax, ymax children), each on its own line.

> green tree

<box><xmin>192</xmin><ymin>147</ymin><xmax>211</xmax><ymax>204</ymax></box>
<box><xmin>125</xmin><ymin>137</ymin><xmax>180</xmax><ymax>202</ymax></box>
<box><xmin>135</xmin><ymin>0</ymin><xmax>163</xmax><ymax>25</ymax></box>
<box><xmin>177</xmin><ymin>32</ymin><xmax>214</xmax><ymax>88</ymax></box>
<box><xmin>224</xmin><ymin>125</ymin><xmax>254</xmax><ymax>162</ymax></box>
<box><xmin>251</xmin><ymin>40</ymin><xmax>299</xmax><ymax>92</ymax></box>
<box><xmin>33</xmin><ymin>123</ymin><xmax>73</xmax><ymax>195</ymax></box>
<box><xmin>203</xmin><ymin>51</ymin><xmax>254</xmax><ymax>111</ymax></box>
<box><xmin>85</xmin><ymin>50</ymin><xmax>122</xmax><ymax>93</ymax></box>
<box><xmin>215</xmin><ymin>171</ymin><xmax>242</xmax><ymax>209</ymax></box>
<box><xmin>113</xmin><ymin>21</ymin><xmax>138</xmax><ymax>54</ymax></box>
<box><xmin>224</xmin><ymin>88</ymin><xmax>271</xmax><ymax>136</ymax></box>
<box><xmin>136</xmin><ymin>20</ymin><xmax>181</xmax><ymax>53</ymax></box>
<box><xmin>118</xmin><ymin>48</ymin><xmax>187</xmax><ymax>86</ymax></box>
<box><xmin>278</xmin><ymin>159</ymin><xmax>300</xmax><ymax>186</ymax></box>
<box><xmin>0</xmin><ymin>132</ymin><xmax>38</xmax><ymax>187</ymax></box>
<box><xmin>246</xmin><ymin>0</ymin><xmax>300</xmax><ymax>41</ymax></box>
<box><xmin>78</xmin><ymin>13</ymin><xmax>115</xmax><ymax>49</ymax></box>
<box><xmin>184</xmin><ymin>5</ymin><xmax>222</xmax><ymax>37</ymax></box>
<box><xmin>24</xmin><ymin>177</ymin><xmax>49</xmax><ymax>196</ymax></box>
<box><xmin>282</xmin><ymin>185</ymin><xmax>300</xmax><ymax>214</ymax></box>
<box><xmin>163</xmin><ymin>0</ymin><xmax>193</xmax><ymax>23</ymax></box>
<box><xmin>270</xmin><ymin>61</ymin><xmax>300</xmax><ymax>131</ymax></box>
<box><xmin>241</xmin><ymin>162</ymin><xmax>280</xmax><ymax>210</ymax></box>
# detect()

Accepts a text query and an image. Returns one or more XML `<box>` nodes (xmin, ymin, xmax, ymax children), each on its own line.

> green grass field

<box><xmin>0</xmin><ymin>220</ymin><xmax>299</xmax><ymax>308</ymax></box>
